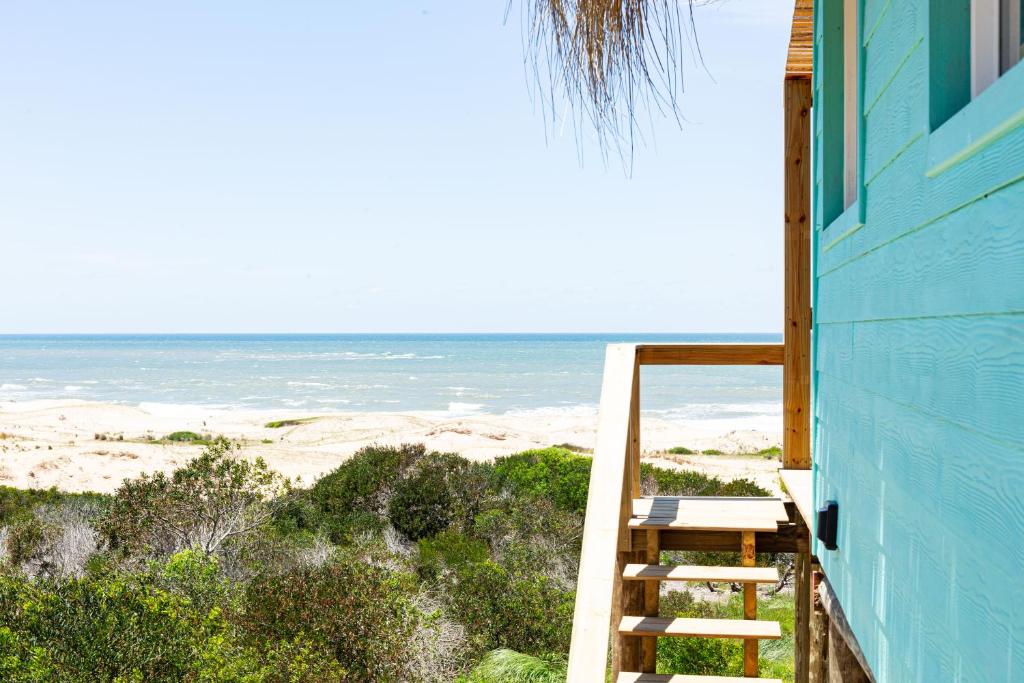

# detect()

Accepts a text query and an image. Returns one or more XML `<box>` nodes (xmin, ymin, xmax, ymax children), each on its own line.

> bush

<box><xmin>0</xmin><ymin>572</ymin><xmax>243</xmax><ymax>682</ymax></box>
<box><xmin>101</xmin><ymin>439</ymin><xmax>286</xmax><ymax>558</ymax></box>
<box><xmin>165</xmin><ymin>431</ymin><xmax>208</xmax><ymax>443</ymax></box>
<box><xmin>238</xmin><ymin>555</ymin><xmax>421</xmax><ymax>682</ymax></box>
<box><xmin>657</xmin><ymin>590</ymin><xmax>794</xmax><ymax>679</ymax></box>
<box><xmin>445</xmin><ymin>558</ymin><xmax>573</xmax><ymax>657</ymax></box>
<box><xmin>416</xmin><ymin>529</ymin><xmax>490</xmax><ymax>582</ymax></box>
<box><xmin>667</xmin><ymin>446</ymin><xmax>696</xmax><ymax>455</ymax></box>
<box><xmin>491</xmin><ymin>448</ymin><xmax>591</xmax><ymax>514</ymax></box>
<box><xmin>388</xmin><ymin>452</ymin><xmax>489</xmax><ymax>541</ymax></box>
<box><xmin>310</xmin><ymin>444</ymin><xmax>426</xmax><ymax>541</ymax></box>
<box><xmin>701</xmin><ymin>449</ymin><xmax>725</xmax><ymax>455</ymax></box>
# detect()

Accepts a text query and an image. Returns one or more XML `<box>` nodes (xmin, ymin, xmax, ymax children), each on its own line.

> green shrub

<box><xmin>446</xmin><ymin>559</ymin><xmax>573</xmax><ymax>657</ymax></box>
<box><xmin>264</xmin><ymin>417</ymin><xmax>319</xmax><ymax>429</ymax></box>
<box><xmin>640</xmin><ymin>464</ymin><xmax>723</xmax><ymax>496</ymax></box>
<box><xmin>0</xmin><ymin>572</ymin><xmax>243</xmax><ymax>682</ymax></box>
<box><xmin>667</xmin><ymin>446</ymin><xmax>696</xmax><ymax>455</ymax></box>
<box><xmin>0</xmin><ymin>486</ymin><xmax>108</xmax><ymax>525</ymax></box>
<box><xmin>239</xmin><ymin>556</ymin><xmax>421</xmax><ymax>682</ymax></box>
<box><xmin>701</xmin><ymin>449</ymin><xmax>725</xmax><ymax>456</ymax></box>
<box><xmin>718</xmin><ymin>477</ymin><xmax>770</xmax><ymax>497</ymax></box>
<box><xmin>310</xmin><ymin>444</ymin><xmax>425</xmax><ymax>541</ymax></box>
<box><xmin>657</xmin><ymin>590</ymin><xmax>794</xmax><ymax>679</ymax></box>
<box><xmin>164</xmin><ymin>431</ymin><xmax>208</xmax><ymax>443</ymax></box>
<box><xmin>4</xmin><ymin>516</ymin><xmax>50</xmax><ymax>567</ymax></box>
<box><xmin>100</xmin><ymin>439</ymin><xmax>286</xmax><ymax>557</ymax></box>
<box><xmin>388</xmin><ymin>452</ymin><xmax>489</xmax><ymax>541</ymax></box>
<box><xmin>491</xmin><ymin>448</ymin><xmax>591</xmax><ymax>514</ymax></box>
<box><xmin>416</xmin><ymin>530</ymin><xmax>490</xmax><ymax>582</ymax></box>
<box><xmin>758</xmin><ymin>446</ymin><xmax>783</xmax><ymax>457</ymax></box>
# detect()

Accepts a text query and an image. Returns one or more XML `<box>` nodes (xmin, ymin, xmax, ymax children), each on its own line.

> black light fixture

<box><xmin>816</xmin><ymin>500</ymin><xmax>839</xmax><ymax>551</ymax></box>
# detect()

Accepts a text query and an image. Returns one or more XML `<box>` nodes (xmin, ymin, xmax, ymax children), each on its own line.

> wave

<box><xmin>286</xmin><ymin>381</ymin><xmax>331</xmax><ymax>388</ymax></box>
<box><xmin>504</xmin><ymin>404</ymin><xmax>599</xmax><ymax>418</ymax></box>
<box><xmin>0</xmin><ymin>383</ymin><xmax>28</xmax><ymax>391</ymax></box>
<box><xmin>445</xmin><ymin>402</ymin><xmax>486</xmax><ymax>416</ymax></box>
<box><xmin>647</xmin><ymin>402</ymin><xmax>782</xmax><ymax>421</ymax></box>
<box><xmin>64</xmin><ymin>385</ymin><xmax>84</xmax><ymax>392</ymax></box>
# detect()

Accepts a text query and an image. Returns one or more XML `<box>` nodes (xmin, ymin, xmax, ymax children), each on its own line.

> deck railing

<box><xmin>565</xmin><ymin>343</ymin><xmax>785</xmax><ymax>682</ymax></box>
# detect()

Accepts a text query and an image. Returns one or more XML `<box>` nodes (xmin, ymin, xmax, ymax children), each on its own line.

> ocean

<box><xmin>0</xmin><ymin>334</ymin><xmax>782</xmax><ymax>421</ymax></box>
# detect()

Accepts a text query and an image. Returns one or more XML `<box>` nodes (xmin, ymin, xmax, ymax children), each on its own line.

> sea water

<box><xmin>0</xmin><ymin>334</ymin><xmax>781</xmax><ymax>421</ymax></box>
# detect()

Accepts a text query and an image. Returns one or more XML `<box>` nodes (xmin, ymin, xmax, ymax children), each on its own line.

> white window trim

<box><xmin>973</xmin><ymin>0</ymin><xmax>1021</xmax><ymax>97</ymax></box>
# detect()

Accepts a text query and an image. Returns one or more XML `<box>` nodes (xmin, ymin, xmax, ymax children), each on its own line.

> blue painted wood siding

<box><xmin>812</xmin><ymin>1</ymin><xmax>1024</xmax><ymax>680</ymax></box>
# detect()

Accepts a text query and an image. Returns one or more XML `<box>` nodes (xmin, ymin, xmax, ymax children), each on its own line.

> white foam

<box><xmin>0</xmin><ymin>384</ymin><xmax>27</xmax><ymax>391</ymax></box>
<box><xmin>64</xmin><ymin>385</ymin><xmax>84</xmax><ymax>392</ymax></box>
<box><xmin>445</xmin><ymin>402</ymin><xmax>486</xmax><ymax>416</ymax></box>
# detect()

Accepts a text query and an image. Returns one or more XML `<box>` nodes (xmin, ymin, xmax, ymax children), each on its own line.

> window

<box><xmin>842</xmin><ymin>0</ymin><xmax>859</xmax><ymax>210</ymax></box>
<box><xmin>973</xmin><ymin>0</ymin><xmax>1023</xmax><ymax>94</ymax></box>
<box><xmin>822</xmin><ymin>0</ymin><xmax>860</xmax><ymax>226</ymax></box>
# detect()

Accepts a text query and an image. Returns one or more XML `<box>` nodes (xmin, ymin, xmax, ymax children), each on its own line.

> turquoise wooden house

<box><xmin>811</xmin><ymin>0</ymin><xmax>1024</xmax><ymax>680</ymax></box>
<box><xmin>561</xmin><ymin>0</ymin><xmax>1024</xmax><ymax>681</ymax></box>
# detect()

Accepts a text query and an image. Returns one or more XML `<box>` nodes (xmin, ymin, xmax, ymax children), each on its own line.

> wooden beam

<box><xmin>794</xmin><ymin>531</ymin><xmax>812</xmax><ymax>683</ymax></box>
<box><xmin>783</xmin><ymin>76</ymin><xmax>812</xmax><ymax>470</ymax></box>
<box><xmin>567</xmin><ymin>344</ymin><xmax>638</xmax><ymax>683</ymax></box>
<box><xmin>650</xmin><ymin>525</ymin><xmax>802</xmax><ymax>554</ymax></box>
<box><xmin>637</xmin><ymin>344</ymin><xmax>784</xmax><ymax>366</ymax></box>
<box><xmin>809</xmin><ymin>566</ymin><xmax>829</xmax><ymax>683</ymax></box>
<box><xmin>641</xmin><ymin>531</ymin><xmax>660</xmax><ymax>673</ymax></box>
<box><xmin>741</xmin><ymin>530</ymin><xmax>758</xmax><ymax>676</ymax></box>
<box><xmin>630</xmin><ymin>363</ymin><xmax>641</xmax><ymax>499</ymax></box>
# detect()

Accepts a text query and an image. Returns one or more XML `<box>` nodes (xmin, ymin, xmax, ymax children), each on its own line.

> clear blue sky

<box><xmin>0</xmin><ymin>1</ymin><xmax>793</xmax><ymax>334</ymax></box>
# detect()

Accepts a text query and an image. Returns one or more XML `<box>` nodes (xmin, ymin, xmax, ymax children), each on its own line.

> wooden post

<box><xmin>794</xmin><ymin>530</ymin><xmax>812</xmax><ymax>682</ymax></box>
<box><xmin>809</xmin><ymin>566</ymin><xmax>830</xmax><ymax>683</ymax></box>
<box><xmin>630</xmin><ymin>361</ymin><xmax>641</xmax><ymax>499</ymax></box>
<box><xmin>783</xmin><ymin>76</ymin><xmax>812</xmax><ymax>470</ymax></box>
<box><xmin>741</xmin><ymin>530</ymin><xmax>758</xmax><ymax>677</ymax></box>
<box><xmin>641</xmin><ymin>530</ymin><xmax>660</xmax><ymax>673</ymax></box>
<box><xmin>828</xmin><ymin>621</ymin><xmax>870</xmax><ymax>683</ymax></box>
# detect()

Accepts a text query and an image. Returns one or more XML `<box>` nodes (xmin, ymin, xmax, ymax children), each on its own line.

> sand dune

<box><xmin>0</xmin><ymin>400</ymin><xmax>784</xmax><ymax>494</ymax></box>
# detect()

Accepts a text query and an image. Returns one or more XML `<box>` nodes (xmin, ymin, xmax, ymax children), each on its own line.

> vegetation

<box><xmin>668</xmin><ymin>446</ymin><xmax>696</xmax><ymax>454</ymax></box>
<box><xmin>164</xmin><ymin>430</ymin><xmax>214</xmax><ymax>444</ymax></box>
<box><xmin>0</xmin><ymin>441</ymin><xmax>793</xmax><ymax>681</ymax></box>
<box><xmin>264</xmin><ymin>417</ymin><xmax>319</xmax><ymax>429</ymax></box>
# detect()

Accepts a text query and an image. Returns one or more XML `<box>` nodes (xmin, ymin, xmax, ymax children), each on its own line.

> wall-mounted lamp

<box><xmin>816</xmin><ymin>500</ymin><xmax>839</xmax><ymax>551</ymax></box>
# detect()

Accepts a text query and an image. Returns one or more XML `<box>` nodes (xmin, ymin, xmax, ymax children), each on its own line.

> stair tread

<box><xmin>630</xmin><ymin>496</ymin><xmax>787</xmax><ymax>533</ymax></box>
<box><xmin>619</xmin><ymin>616</ymin><xmax>782</xmax><ymax>639</ymax></box>
<box><xmin>627</xmin><ymin>516</ymin><xmax>779</xmax><ymax>532</ymax></box>
<box><xmin>623</xmin><ymin>563</ymin><xmax>779</xmax><ymax>583</ymax></box>
<box><xmin>617</xmin><ymin>673</ymin><xmax>783</xmax><ymax>683</ymax></box>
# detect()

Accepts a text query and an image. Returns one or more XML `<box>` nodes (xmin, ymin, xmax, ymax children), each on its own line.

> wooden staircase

<box><xmin>614</xmin><ymin>496</ymin><xmax>788</xmax><ymax>681</ymax></box>
<box><xmin>565</xmin><ymin>344</ymin><xmax>806</xmax><ymax>682</ymax></box>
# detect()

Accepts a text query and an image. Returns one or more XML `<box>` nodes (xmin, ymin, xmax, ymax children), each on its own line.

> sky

<box><xmin>0</xmin><ymin>1</ymin><xmax>795</xmax><ymax>334</ymax></box>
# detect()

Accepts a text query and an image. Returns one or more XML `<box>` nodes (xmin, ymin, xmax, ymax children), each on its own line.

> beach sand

<box><xmin>0</xmin><ymin>400</ymin><xmax>784</xmax><ymax>494</ymax></box>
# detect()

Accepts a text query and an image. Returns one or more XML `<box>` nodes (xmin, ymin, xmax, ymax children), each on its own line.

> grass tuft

<box><xmin>461</xmin><ymin>649</ymin><xmax>567</xmax><ymax>683</ymax></box>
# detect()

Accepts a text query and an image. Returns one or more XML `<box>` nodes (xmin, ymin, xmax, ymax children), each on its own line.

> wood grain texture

<box><xmin>784</xmin><ymin>77</ymin><xmax>813</xmax><ymax>470</ymax></box>
<box><xmin>741</xmin><ymin>530</ymin><xmax>758</xmax><ymax>677</ymax></box>
<box><xmin>651</xmin><ymin>526</ymin><xmax>802</xmax><ymax>554</ymax></box>
<box><xmin>617</xmin><ymin>674</ymin><xmax>783</xmax><ymax>683</ymax></box>
<box><xmin>635</xmin><ymin>344</ymin><xmax>783</xmax><ymax>366</ymax></box>
<box><xmin>623</xmin><ymin>564</ymin><xmax>778</xmax><ymax>584</ymax></box>
<box><xmin>640</xmin><ymin>532</ymin><xmax>659</xmax><ymax>674</ymax></box>
<box><xmin>618</xmin><ymin>616</ymin><xmax>782</xmax><ymax>640</ymax></box>
<box><xmin>566</xmin><ymin>344</ymin><xmax>636</xmax><ymax>683</ymax></box>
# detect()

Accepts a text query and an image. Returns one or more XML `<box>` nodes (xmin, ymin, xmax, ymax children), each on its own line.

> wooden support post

<box><xmin>828</xmin><ymin>620</ymin><xmax>870</xmax><ymax>683</ymax></box>
<box><xmin>783</xmin><ymin>76</ymin><xmax>812</xmax><ymax>470</ymax></box>
<box><xmin>641</xmin><ymin>530</ymin><xmax>660</xmax><ymax>673</ymax></box>
<box><xmin>741</xmin><ymin>530</ymin><xmax>758</xmax><ymax>677</ymax></box>
<box><xmin>794</xmin><ymin>530</ymin><xmax>812</xmax><ymax>682</ymax></box>
<box><xmin>809</xmin><ymin>566</ymin><xmax>829</xmax><ymax>683</ymax></box>
<box><xmin>630</xmin><ymin>362</ymin><xmax>641</xmax><ymax>499</ymax></box>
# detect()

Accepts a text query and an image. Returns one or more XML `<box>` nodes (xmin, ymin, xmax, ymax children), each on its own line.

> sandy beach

<box><xmin>0</xmin><ymin>400</ymin><xmax>784</xmax><ymax>494</ymax></box>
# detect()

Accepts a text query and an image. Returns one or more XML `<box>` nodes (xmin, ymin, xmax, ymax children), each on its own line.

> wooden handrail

<box><xmin>566</xmin><ymin>342</ymin><xmax>786</xmax><ymax>682</ymax></box>
<box><xmin>566</xmin><ymin>343</ymin><xmax>638</xmax><ymax>681</ymax></box>
<box><xmin>637</xmin><ymin>343</ymin><xmax>784</xmax><ymax>366</ymax></box>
